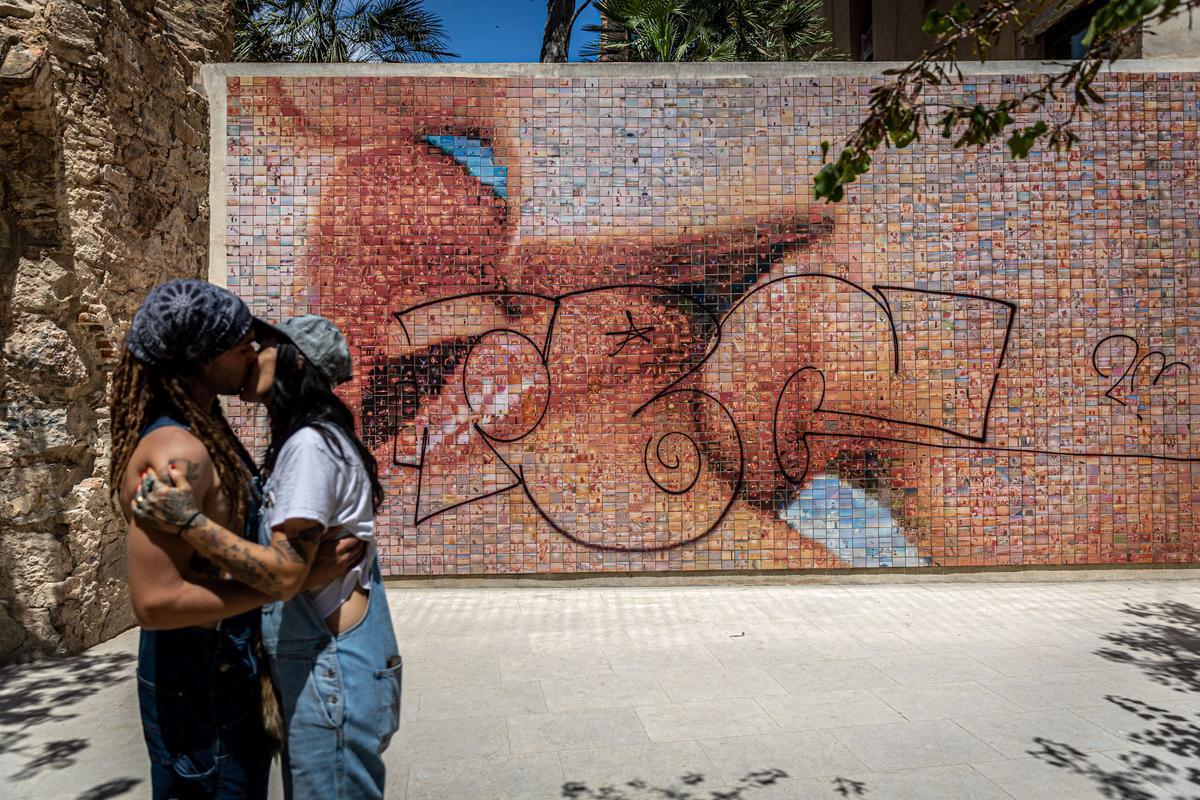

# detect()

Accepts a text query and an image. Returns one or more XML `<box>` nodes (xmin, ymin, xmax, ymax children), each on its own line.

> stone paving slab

<box><xmin>3</xmin><ymin>577</ymin><xmax>1199</xmax><ymax>799</ymax></box>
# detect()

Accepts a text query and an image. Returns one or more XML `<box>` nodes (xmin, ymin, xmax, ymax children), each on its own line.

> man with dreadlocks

<box><xmin>110</xmin><ymin>279</ymin><xmax>361</xmax><ymax>799</ymax></box>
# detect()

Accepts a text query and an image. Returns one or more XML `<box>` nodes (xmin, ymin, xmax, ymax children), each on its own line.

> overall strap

<box><xmin>139</xmin><ymin>414</ymin><xmax>188</xmax><ymax>437</ymax></box>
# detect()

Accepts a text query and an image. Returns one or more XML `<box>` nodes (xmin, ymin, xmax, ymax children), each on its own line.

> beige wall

<box><xmin>821</xmin><ymin>0</ymin><xmax>1192</xmax><ymax>61</ymax></box>
<box><xmin>822</xmin><ymin>0</ymin><xmax>1024</xmax><ymax>61</ymax></box>
<box><xmin>1144</xmin><ymin>10</ymin><xmax>1200</xmax><ymax>58</ymax></box>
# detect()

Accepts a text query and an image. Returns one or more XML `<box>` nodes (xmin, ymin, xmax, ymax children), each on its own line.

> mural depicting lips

<box><xmin>219</xmin><ymin>72</ymin><xmax>1200</xmax><ymax>574</ymax></box>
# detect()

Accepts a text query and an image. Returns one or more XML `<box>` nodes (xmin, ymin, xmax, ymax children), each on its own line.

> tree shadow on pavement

<box><xmin>73</xmin><ymin>777</ymin><xmax>144</xmax><ymax>800</ymax></box>
<box><xmin>1030</xmin><ymin>600</ymin><xmax>1200</xmax><ymax>799</ymax></box>
<box><xmin>1093</xmin><ymin>602</ymin><xmax>1200</xmax><ymax>695</ymax></box>
<box><xmin>831</xmin><ymin>776</ymin><xmax>868</xmax><ymax>796</ymax></box>
<box><xmin>562</xmin><ymin>768</ymin><xmax>791</xmax><ymax>799</ymax></box>
<box><xmin>0</xmin><ymin>650</ymin><xmax>135</xmax><ymax>784</ymax></box>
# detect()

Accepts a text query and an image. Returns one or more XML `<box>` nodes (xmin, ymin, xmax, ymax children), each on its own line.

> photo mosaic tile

<box><xmin>216</xmin><ymin>70</ymin><xmax>1200</xmax><ymax>575</ymax></box>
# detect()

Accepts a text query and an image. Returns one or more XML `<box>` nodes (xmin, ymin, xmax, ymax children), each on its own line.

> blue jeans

<box><xmin>136</xmin><ymin>415</ymin><xmax>271</xmax><ymax>799</ymax></box>
<box><xmin>137</xmin><ymin>623</ymin><xmax>271</xmax><ymax>799</ymax></box>
<box><xmin>260</xmin><ymin>561</ymin><xmax>402</xmax><ymax>799</ymax></box>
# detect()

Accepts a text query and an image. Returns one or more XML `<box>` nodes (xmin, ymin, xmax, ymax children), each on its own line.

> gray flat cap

<box><xmin>273</xmin><ymin>314</ymin><xmax>353</xmax><ymax>386</ymax></box>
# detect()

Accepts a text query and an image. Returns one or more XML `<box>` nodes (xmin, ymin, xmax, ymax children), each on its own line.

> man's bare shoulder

<box><xmin>123</xmin><ymin>425</ymin><xmax>216</xmax><ymax>499</ymax></box>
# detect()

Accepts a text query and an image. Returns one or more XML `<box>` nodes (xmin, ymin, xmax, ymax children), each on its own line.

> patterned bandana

<box><xmin>125</xmin><ymin>279</ymin><xmax>253</xmax><ymax>369</ymax></box>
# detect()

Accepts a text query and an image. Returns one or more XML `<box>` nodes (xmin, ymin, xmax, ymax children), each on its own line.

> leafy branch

<box><xmin>813</xmin><ymin>0</ymin><xmax>1199</xmax><ymax>202</ymax></box>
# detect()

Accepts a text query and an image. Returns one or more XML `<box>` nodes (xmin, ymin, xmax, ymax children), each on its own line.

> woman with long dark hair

<box><xmin>133</xmin><ymin>315</ymin><xmax>401</xmax><ymax>799</ymax></box>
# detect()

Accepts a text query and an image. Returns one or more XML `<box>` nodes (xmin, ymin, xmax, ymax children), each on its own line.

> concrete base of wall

<box><xmin>383</xmin><ymin>564</ymin><xmax>1200</xmax><ymax>588</ymax></box>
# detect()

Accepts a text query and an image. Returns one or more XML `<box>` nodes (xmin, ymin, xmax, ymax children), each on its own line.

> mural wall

<box><xmin>211</xmin><ymin>66</ymin><xmax>1200</xmax><ymax>575</ymax></box>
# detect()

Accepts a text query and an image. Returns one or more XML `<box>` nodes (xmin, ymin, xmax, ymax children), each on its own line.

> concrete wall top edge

<box><xmin>200</xmin><ymin>58</ymin><xmax>1200</xmax><ymax>85</ymax></box>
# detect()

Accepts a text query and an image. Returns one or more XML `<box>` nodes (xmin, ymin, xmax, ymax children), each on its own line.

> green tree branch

<box><xmin>813</xmin><ymin>0</ymin><xmax>1198</xmax><ymax>202</ymax></box>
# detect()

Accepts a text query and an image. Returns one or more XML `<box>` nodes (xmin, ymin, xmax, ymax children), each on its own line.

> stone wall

<box><xmin>0</xmin><ymin>0</ymin><xmax>230</xmax><ymax>662</ymax></box>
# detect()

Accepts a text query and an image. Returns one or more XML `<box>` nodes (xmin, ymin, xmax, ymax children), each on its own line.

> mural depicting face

<box><xmin>221</xmin><ymin>72</ymin><xmax>1199</xmax><ymax>574</ymax></box>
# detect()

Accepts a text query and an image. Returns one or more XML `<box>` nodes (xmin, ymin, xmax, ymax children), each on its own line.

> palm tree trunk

<box><xmin>598</xmin><ymin>11</ymin><xmax>631</xmax><ymax>62</ymax></box>
<box><xmin>541</xmin><ymin>0</ymin><xmax>576</xmax><ymax>61</ymax></box>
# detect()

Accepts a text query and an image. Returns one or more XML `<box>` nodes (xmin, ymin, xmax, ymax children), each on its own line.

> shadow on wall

<box><xmin>0</xmin><ymin>650</ymin><xmax>142</xmax><ymax>798</ymax></box>
<box><xmin>1031</xmin><ymin>601</ymin><xmax>1200</xmax><ymax>799</ymax></box>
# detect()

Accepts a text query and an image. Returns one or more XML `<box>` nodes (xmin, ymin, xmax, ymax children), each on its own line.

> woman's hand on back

<box><xmin>304</xmin><ymin>533</ymin><xmax>365</xmax><ymax>589</ymax></box>
<box><xmin>131</xmin><ymin>464</ymin><xmax>205</xmax><ymax>534</ymax></box>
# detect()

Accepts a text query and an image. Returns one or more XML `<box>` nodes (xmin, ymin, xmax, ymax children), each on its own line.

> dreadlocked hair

<box><xmin>109</xmin><ymin>349</ymin><xmax>257</xmax><ymax>527</ymax></box>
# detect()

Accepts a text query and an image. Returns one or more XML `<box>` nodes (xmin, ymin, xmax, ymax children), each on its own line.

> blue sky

<box><xmin>428</xmin><ymin>0</ymin><xmax>602</xmax><ymax>62</ymax></box>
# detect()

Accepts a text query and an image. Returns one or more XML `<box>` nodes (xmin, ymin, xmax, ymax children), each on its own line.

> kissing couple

<box><xmin>112</xmin><ymin>279</ymin><xmax>401</xmax><ymax>799</ymax></box>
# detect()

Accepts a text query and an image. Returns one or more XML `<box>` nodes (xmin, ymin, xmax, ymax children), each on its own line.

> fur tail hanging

<box><xmin>258</xmin><ymin>638</ymin><xmax>284</xmax><ymax>756</ymax></box>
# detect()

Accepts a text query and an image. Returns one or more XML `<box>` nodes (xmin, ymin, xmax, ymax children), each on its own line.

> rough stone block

<box><xmin>0</xmin><ymin>44</ymin><xmax>42</xmax><ymax>80</ymax></box>
<box><xmin>0</xmin><ymin>1</ymin><xmax>37</xmax><ymax>20</ymax></box>
<box><xmin>0</xmin><ymin>527</ymin><xmax>68</xmax><ymax>589</ymax></box>
<box><xmin>11</xmin><ymin>255</ymin><xmax>72</xmax><ymax>315</ymax></box>
<box><xmin>0</xmin><ymin>602</ymin><xmax>28</xmax><ymax>660</ymax></box>
<box><xmin>0</xmin><ymin>463</ymin><xmax>76</xmax><ymax>525</ymax></box>
<box><xmin>0</xmin><ymin>403</ymin><xmax>78</xmax><ymax>460</ymax></box>
<box><xmin>47</xmin><ymin>2</ymin><xmax>97</xmax><ymax>57</ymax></box>
<box><xmin>3</xmin><ymin>316</ymin><xmax>89</xmax><ymax>388</ymax></box>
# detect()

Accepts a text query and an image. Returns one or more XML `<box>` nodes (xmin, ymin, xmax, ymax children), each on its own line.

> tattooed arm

<box><xmin>123</xmin><ymin>428</ymin><xmax>278</xmax><ymax>629</ymax></box>
<box><xmin>134</xmin><ymin>463</ymin><xmax>334</xmax><ymax>601</ymax></box>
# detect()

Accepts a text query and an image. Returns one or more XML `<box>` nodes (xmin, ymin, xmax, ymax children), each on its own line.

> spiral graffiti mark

<box><xmin>643</xmin><ymin>431</ymin><xmax>702</xmax><ymax>496</ymax></box>
<box><xmin>462</xmin><ymin>328</ymin><xmax>552</xmax><ymax>444</ymax></box>
<box><xmin>513</xmin><ymin>387</ymin><xmax>745</xmax><ymax>552</ymax></box>
<box><xmin>772</xmin><ymin>366</ymin><xmax>825</xmax><ymax>488</ymax></box>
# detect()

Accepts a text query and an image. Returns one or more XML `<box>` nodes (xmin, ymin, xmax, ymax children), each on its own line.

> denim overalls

<box><xmin>257</xmin><ymin>481</ymin><xmax>402</xmax><ymax>799</ymax></box>
<box><xmin>136</xmin><ymin>416</ymin><xmax>272</xmax><ymax>799</ymax></box>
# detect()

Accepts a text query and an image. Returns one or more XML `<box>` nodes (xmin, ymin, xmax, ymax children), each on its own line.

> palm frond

<box><xmin>585</xmin><ymin>0</ymin><xmax>839</xmax><ymax>62</ymax></box>
<box><xmin>233</xmin><ymin>0</ymin><xmax>456</xmax><ymax>63</ymax></box>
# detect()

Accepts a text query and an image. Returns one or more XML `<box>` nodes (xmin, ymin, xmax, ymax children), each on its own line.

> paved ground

<box><xmin>3</xmin><ymin>576</ymin><xmax>1200</xmax><ymax>800</ymax></box>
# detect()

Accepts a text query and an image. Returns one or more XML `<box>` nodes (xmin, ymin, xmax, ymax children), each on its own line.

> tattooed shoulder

<box><xmin>162</xmin><ymin>458</ymin><xmax>204</xmax><ymax>486</ymax></box>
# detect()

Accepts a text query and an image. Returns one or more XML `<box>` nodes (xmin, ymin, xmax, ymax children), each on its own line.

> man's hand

<box><xmin>304</xmin><ymin>535</ymin><xmax>365</xmax><ymax>590</ymax></box>
<box><xmin>132</xmin><ymin>464</ymin><xmax>205</xmax><ymax>534</ymax></box>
